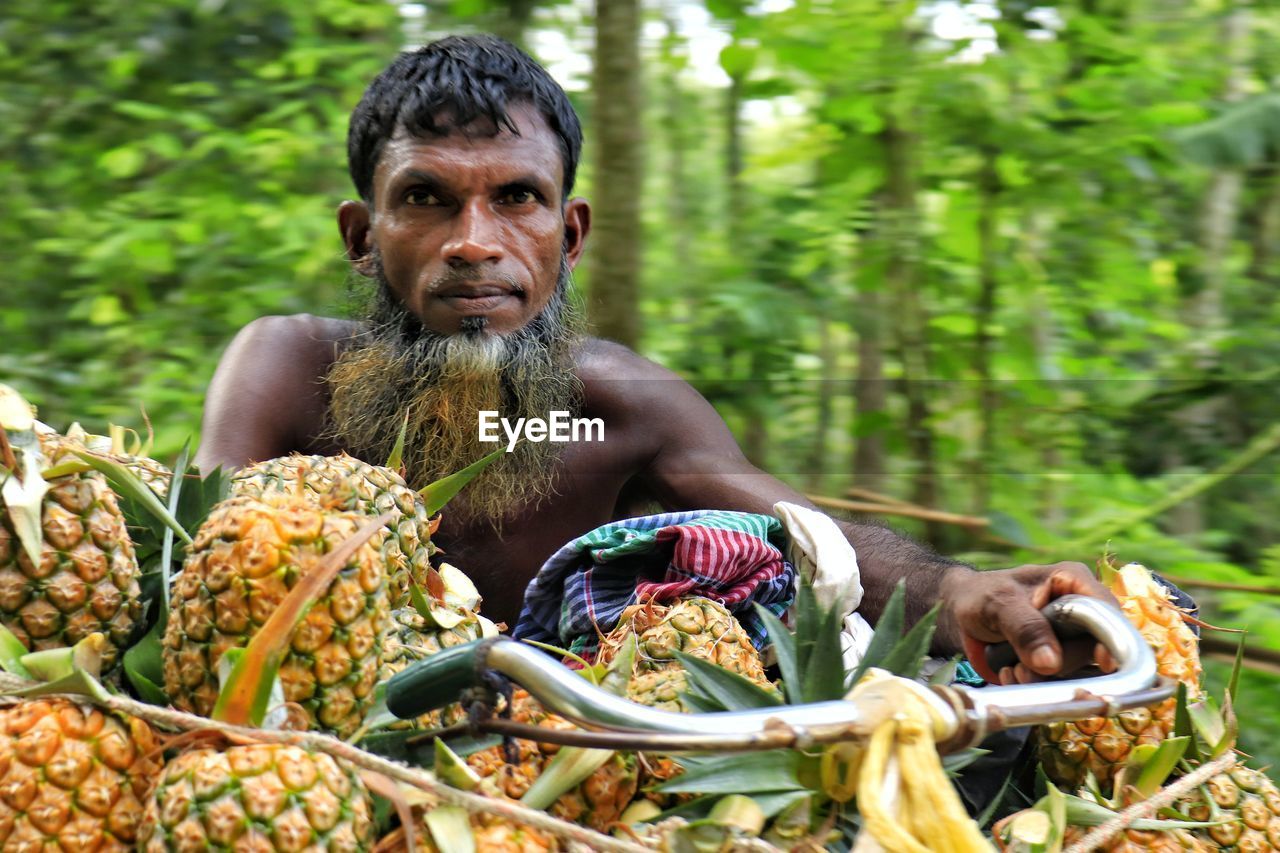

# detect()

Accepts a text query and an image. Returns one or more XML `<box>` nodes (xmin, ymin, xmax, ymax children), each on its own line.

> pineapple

<box><xmin>231</xmin><ymin>453</ymin><xmax>437</xmax><ymax>604</ymax></box>
<box><xmin>593</xmin><ymin>597</ymin><xmax>774</xmax><ymax>799</ymax></box>
<box><xmin>0</xmin><ymin>416</ymin><xmax>143</xmax><ymax>671</ymax></box>
<box><xmin>0</xmin><ymin>698</ymin><xmax>162</xmax><ymax>851</ymax></box>
<box><xmin>53</xmin><ymin>424</ymin><xmax>174</xmax><ymax>498</ymax></box>
<box><xmin>138</xmin><ymin>742</ymin><xmax>375</xmax><ymax>852</ymax></box>
<box><xmin>463</xmin><ymin>689</ymin><xmax>639</xmax><ymax>834</ymax></box>
<box><xmin>162</xmin><ymin>492</ymin><xmax>391</xmax><ymax>737</ymax></box>
<box><xmin>1036</xmin><ymin>561</ymin><xmax>1202</xmax><ymax>790</ymax></box>
<box><xmin>379</xmin><ymin>605</ymin><xmax>496</xmax><ymax>731</ymax></box>
<box><xmin>1177</xmin><ymin>765</ymin><xmax>1280</xmax><ymax>851</ymax></box>
<box><xmin>594</xmin><ymin>597</ymin><xmax>773</xmax><ymax>711</ymax></box>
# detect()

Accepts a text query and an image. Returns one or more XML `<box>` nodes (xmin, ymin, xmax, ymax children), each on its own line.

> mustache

<box><xmin>426</xmin><ymin>265</ymin><xmax>526</xmax><ymax>295</ymax></box>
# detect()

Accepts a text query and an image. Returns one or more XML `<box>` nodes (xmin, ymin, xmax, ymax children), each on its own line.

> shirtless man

<box><xmin>196</xmin><ymin>34</ymin><xmax>1111</xmax><ymax>685</ymax></box>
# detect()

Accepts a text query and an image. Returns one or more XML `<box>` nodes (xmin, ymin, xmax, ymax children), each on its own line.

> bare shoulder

<box><xmin>573</xmin><ymin>337</ymin><xmax>714</xmax><ymax>438</ymax></box>
<box><xmin>196</xmin><ymin>314</ymin><xmax>361</xmax><ymax>470</ymax></box>
<box><xmin>575</xmin><ymin>338</ymin><xmax>685</xmax><ymax>386</ymax></box>
<box><xmin>235</xmin><ymin>313</ymin><xmax>361</xmax><ymax>364</ymax></box>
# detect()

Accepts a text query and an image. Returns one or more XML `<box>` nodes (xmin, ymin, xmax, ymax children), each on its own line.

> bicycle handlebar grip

<box><xmin>385</xmin><ymin>637</ymin><xmax>493</xmax><ymax>720</ymax></box>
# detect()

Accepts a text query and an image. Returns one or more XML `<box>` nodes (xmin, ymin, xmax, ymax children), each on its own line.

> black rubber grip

<box><xmin>385</xmin><ymin>638</ymin><xmax>492</xmax><ymax>719</ymax></box>
<box><xmin>984</xmin><ymin>620</ymin><xmax>1088</xmax><ymax>678</ymax></box>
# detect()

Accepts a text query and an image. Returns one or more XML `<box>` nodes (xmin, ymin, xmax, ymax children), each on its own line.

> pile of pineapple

<box><xmin>3</xmin><ymin>381</ymin><xmax>1279</xmax><ymax>852</ymax></box>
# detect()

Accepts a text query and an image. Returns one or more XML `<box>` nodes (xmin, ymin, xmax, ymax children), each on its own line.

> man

<box><xmin>196</xmin><ymin>34</ymin><xmax>1112</xmax><ymax>686</ymax></box>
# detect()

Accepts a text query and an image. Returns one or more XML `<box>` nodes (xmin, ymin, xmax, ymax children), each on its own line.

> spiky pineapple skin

<box><xmin>465</xmin><ymin>690</ymin><xmax>639</xmax><ymax>834</ymax></box>
<box><xmin>596</xmin><ymin>597</ymin><xmax>771</xmax><ymax>710</ymax></box>
<box><xmin>0</xmin><ymin>698</ymin><xmax>162</xmax><ymax>851</ymax></box>
<box><xmin>231</xmin><ymin>453</ymin><xmax>435</xmax><ymax>604</ymax></box>
<box><xmin>138</xmin><ymin>743</ymin><xmax>374</xmax><ymax>852</ymax></box>
<box><xmin>594</xmin><ymin>597</ymin><xmax>773</xmax><ymax>802</ymax></box>
<box><xmin>379</xmin><ymin>607</ymin><xmax>480</xmax><ymax>730</ymax></box>
<box><xmin>1036</xmin><ymin>563</ymin><xmax>1201</xmax><ymax>791</ymax></box>
<box><xmin>1178</xmin><ymin>765</ymin><xmax>1280</xmax><ymax>851</ymax></box>
<box><xmin>162</xmin><ymin>494</ymin><xmax>390</xmax><ymax>737</ymax></box>
<box><xmin>0</xmin><ymin>441</ymin><xmax>143</xmax><ymax>671</ymax></box>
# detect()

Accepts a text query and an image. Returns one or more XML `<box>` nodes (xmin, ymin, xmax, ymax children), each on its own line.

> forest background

<box><xmin>4</xmin><ymin>0</ymin><xmax>1280</xmax><ymax>762</ymax></box>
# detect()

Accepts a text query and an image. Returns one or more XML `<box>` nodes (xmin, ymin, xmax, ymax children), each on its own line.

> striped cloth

<box><xmin>512</xmin><ymin>510</ymin><xmax>797</xmax><ymax>658</ymax></box>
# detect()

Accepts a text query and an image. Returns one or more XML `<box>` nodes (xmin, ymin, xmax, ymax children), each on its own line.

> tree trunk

<box><xmin>1170</xmin><ymin>1</ymin><xmax>1251</xmax><ymax>536</ymax></box>
<box><xmin>806</xmin><ymin>314</ymin><xmax>836</xmax><ymax>492</ymax></box>
<box><xmin>492</xmin><ymin>0</ymin><xmax>539</xmax><ymax>50</ymax></box>
<box><xmin>587</xmin><ymin>0</ymin><xmax>642</xmax><ymax>349</ymax></box>
<box><xmin>1246</xmin><ymin>164</ymin><xmax>1280</xmax><ymax>286</ymax></box>
<box><xmin>972</xmin><ymin>147</ymin><xmax>1001</xmax><ymax>516</ymax></box>
<box><xmin>853</xmin><ymin>284</ymin><xmax>888</xmax><ymax>494</ymax></box>
<box><xmin>882</xmin><ymin>113</ymin><xmax>942</xmax><ymax>544</ymax></box>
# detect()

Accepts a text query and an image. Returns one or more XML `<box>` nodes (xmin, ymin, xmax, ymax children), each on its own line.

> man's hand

<box><xmin>939</xmin><ymin>562</ymin><xmax>1120</xmax><ymax>685</ymax></box>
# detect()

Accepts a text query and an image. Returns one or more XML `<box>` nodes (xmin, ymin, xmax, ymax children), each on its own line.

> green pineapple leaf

<box><xmin>1174</xmin><ymin>681</ymin><xmax>1201</xmax><ymax>763</ymax></box>
<box><xmin>879</xmin><ymin>602</ymin><xmax>940</xmax><ymax>678</ymax></box>
<box><xmin>384</xmin><ymin>412</ymin><xmax>409</xmax><ymax>472</ymax></box>
<box><xmin>846</xmin><ymin>579</ymin><xmax>907</xmax><ymax>690</ymax></box>
<box><xmin>122</xmin><ymin>629</ymin><xmax>168</xmax><ymax>705</ymax></box>
<box><xmin>660</xmin><ymin>751</ymin><xmax>806</xmax><ymax>795</ymax></box>
<box><xmin>71</xmin><ymin>448</ymin><xmax>190</xmax><ymax>544</ymax></box>
<box><xmin>1132</xmin><ymin>736</ymin><xmax>1190</xmax><ymax>798</ymax></box>
<box><xmin>754</xmin><ymin>604</ymin><xmax>799</xmax><ymax>702</ymax></box>
<box><xmin>419</xmin><ymin>446</ymin><xmax>504</xmax><ymax>516</ymax></box>
<box><xmin>0</xmin><ymin>624</ymin><xmax>32</xmax><ymax>680</ymax></box>
<box><xmin>799</xmin><ymin>591</ymin><xmax>846</xmax><ymax>704</ymax></box>
<box><xmin>675</xmin><ymin>650</ymin><xmax>782</xmax><ymax>711</ymax></box>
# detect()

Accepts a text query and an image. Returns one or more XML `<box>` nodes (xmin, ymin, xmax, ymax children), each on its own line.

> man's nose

<box><xmin>441</xmin><ymin>199</ymin><xmax>504</xmax><ymax>266</ymax></box>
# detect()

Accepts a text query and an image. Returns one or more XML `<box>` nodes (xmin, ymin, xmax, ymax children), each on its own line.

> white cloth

<box><xmin>773</xmin><ymin>501</ymin><xmax>876</xmax><ymax>672</ymax></box>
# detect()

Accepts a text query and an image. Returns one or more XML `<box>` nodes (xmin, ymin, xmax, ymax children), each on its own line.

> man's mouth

<box><xmin>436</xmin><ymin>284</ymin><xmax>523</xmax><ymax>313</ymax></box>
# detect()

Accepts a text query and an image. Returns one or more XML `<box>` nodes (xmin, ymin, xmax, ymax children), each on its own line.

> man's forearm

<box><xmin>835</xmin><ymin>519</ymin><xmax>973</xmax><ymax>655</ymax></box>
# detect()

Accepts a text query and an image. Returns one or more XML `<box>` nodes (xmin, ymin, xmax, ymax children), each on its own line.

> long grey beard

<box><xmin>325</xmin><ymin>255</ymin><xmax>585</xmax><ymax>524</ymax></box>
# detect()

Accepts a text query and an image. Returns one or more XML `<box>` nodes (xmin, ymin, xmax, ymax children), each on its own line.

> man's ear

<box><xmin>338</xmin><ymin>200</ymin><xmax>374</xmax><ymax>275</ymax></box>
<box><xmin>562</xmin><ymin>197</ymin><xmax>591</xmax><ymax>271</ymax></box>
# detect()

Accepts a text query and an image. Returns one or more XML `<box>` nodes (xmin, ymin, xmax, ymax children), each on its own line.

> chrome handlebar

<box><xmin>387</xmin><ymin>595</ymin><xmax>1173</xmax><ymax>752</ymax></box>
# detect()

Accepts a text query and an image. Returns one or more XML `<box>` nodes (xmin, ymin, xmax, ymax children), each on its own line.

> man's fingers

<box><xmin>1000</xmin><ymin>602</ymin><xmax>1062</xmax><ymax>676</ymax></box>
<box><xmin>962</xmin><ymin>634</ymin><xmax>1001</xmax><ymax>685</ymax></box>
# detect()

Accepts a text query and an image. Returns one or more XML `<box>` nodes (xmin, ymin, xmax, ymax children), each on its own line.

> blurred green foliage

<box><xmin>3</xmin><ymin>0</ymin><xmax>1280</xmax><ymax>757</ymax></box>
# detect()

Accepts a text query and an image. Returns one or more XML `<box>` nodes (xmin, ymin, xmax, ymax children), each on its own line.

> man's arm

<box><xmin>195</xmin><ymin>314</ymin><xmax>346</xmax><ymax>472</ymax></box>
<box><xmin>613</xmin><ymin>351</ymin><xmax>1112</xmax><ymax>684</ymax></box>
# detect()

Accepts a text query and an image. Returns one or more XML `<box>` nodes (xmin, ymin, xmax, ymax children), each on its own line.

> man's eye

<box><xmin>405</xmin><ymin>189</ymin><xmax>442</xmax><ymax>205</ymax></box>
<box><xmin>503</xmin><ymin>189</ymin><xmax>535</xmax><ymax>204</ymax></box>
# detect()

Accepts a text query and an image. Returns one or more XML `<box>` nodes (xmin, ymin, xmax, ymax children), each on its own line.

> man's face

<box><xmin>349</xmin><ymin>103</ymin><xmax>586</xmax><ymax>336</ymax></box>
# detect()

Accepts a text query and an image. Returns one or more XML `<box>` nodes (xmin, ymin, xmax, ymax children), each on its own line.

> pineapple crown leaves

<box><xmin>417</xmin><ymin>445</ymin><xmax>505</xmax><ymax>516</ymax></box>
<box><xmin>0</xmin><ymin>632</ymin><xmax>112</xmax><ymax>703</ymax></box>
<box><xmin>383</xmin><ymin>411</ymin><xmax>409</xmax><ymax>474</ymax></box>
<box><xmin>211</xmin><ymin>512</ymin><xmax>392</xmax><ymax>728</ymax></box>
<box><xmin>0</xmin><ymin>423</ymin><xmax>50</xmax><ymax>569</ymax></box>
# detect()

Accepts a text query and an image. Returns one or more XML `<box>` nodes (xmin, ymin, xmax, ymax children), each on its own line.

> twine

<box><xmin>1062</xmin><ymin>751</ymin><xmax>1238</xmax><ymax>853</ymax></box>
<box><xmin>0</xmin><ymin>674</ymin><xmax>647</xmax><ymax>853</ymax></box>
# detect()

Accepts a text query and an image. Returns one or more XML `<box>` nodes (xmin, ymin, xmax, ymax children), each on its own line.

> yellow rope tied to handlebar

<box><xmin>829</xmin><ymin>669</ymin><xmax>995</xmax><ymax>853</ymax></box>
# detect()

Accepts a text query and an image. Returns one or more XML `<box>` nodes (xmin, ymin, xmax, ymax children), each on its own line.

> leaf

<box><xmin>385</xmin><ymin>412</ymin><xmax>408</xmax><ymax>472</ymax></box>
<box><xmin>418</xmin><ymin>447</ymin><xmax>504</xmax><ymax>516</ymax></box>
<box><xmin>879</xmin><ymin>603</ymin><xmax>940</xmax><ymax>679</ymax></box>
<box><xmin>0</xmin><ymin>624</ymin><xmax>32</xmax><ymax>679</ymax></box>
<box><xmin>522</xmin><ymin>747</ymin><xmax>614</xmax><ymax>809</ymax></box>
<box><xmin>2</xmin><ymin>435</ymin><xmax>48</xmax><ymax>569</ymax></box>
<box><xmin>847</xmin><ymin>580</ymin><xmax>907</xmax><ymax>689</ymax></box>
<box><xmin>800</xmin><ymin>593</ymin><xmax>846</xmax><ymax>703</ymax></box>
<box><xmin>754</xmin><ymin>604</ymin><xmax>798</xmax><ymax>702</ymax></box>
<box><xmin>212</xmin><ymin>513</ymin><xmax>390</xmax><ymax>726</ymax></box>
<box><xmin>1132</xmin><ymin>737</ymin><xmax>1189</xmax><ymax>797</ymax></box>
<box><xmin>71</xmin><ymin>449</ymin><xmax>190</xmax><ymax>544</ymax></box>
<box><xmin>122</xmin><ymin>625</ymin><xmax>168</xmax><ymax>705</ymax></box>
<box><xmin>675</xmin><ymin>651</ymin><xmax>782</xmax><ymax>711</ymax></box>
<box><xmin>659</xmin><ymin>751</ymin><xmax>804</xmax><ymax>795</ymax></box>
<box><xmin>424</xmin><ymin>805</ymin><xmax>476</xmax><ymax>853</ymax></box>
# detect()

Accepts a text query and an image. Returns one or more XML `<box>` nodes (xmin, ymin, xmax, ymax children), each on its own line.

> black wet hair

<box><xmin>347</xmin><ymin>34</ymin><xmax>583</xmax><ymax>204</ymax></box>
